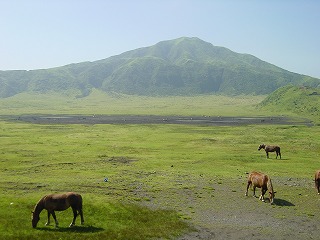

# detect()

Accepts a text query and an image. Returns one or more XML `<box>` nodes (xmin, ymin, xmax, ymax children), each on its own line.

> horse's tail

<box><xmin>78</xmin><ymin>194</ymin><xmax>83</xmax><ymax>210</ymax></box>
<box><xmin>69</xmin><ymin>193</ymin><xmax>83</xmax><ymax>211</ymax></box>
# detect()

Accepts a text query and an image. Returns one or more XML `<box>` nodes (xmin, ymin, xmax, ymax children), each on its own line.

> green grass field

<box><xmin>0</xmin><ymin>90</ymin><xmax>267</xmax><ymax>116</ymax></box>
<box><xmin>0</xmin><ymin>91</ymin><xmax>319</xmax><ymax>239</ymax></box>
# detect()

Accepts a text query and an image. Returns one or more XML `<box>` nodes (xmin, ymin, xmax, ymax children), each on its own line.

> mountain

<box><xmin>0</xmin><ymin>37</ymin><xmax>319</xmax><ymax>98</ymax></box>
<box><xmin>258</xmin><ymin>85</ymin><xmax>320</xmax><ymax>121</ymax></box>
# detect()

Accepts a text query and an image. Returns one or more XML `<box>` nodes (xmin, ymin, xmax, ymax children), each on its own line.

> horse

<box><xmin>245</xmin><ymin>171</ymin><xmax>275</xmax><ymax>204</ymax></box>
<box><xmin>31</xmin><ymin>192</ymin><xmax>84</xmax><ymax>228</ymax></box>
<box><xmin>258</xmin><ymin>144</ymin><xmax>281</xmax><ymax>159</ymax></box>
<box><xmin>315</xmin><ymin>170</ymin><xmax>320</xmax><ymax>195</ymax></box>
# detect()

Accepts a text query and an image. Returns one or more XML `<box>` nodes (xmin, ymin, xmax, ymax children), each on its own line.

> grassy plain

<box><xmin>0</xmin><ymin>91</ymin><xmax>319</xmax><ymax>239</ymax></box>
<box><xmin>0</xmin><ymin>90</ymin><xmax>267</xmax><ymax>116</ymax></box>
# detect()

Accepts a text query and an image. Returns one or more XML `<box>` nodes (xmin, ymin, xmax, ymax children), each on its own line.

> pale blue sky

<box><xmin>1</xmin><ymin>0</ymin><xmax>319</xmax><ymax>78</ymax></box>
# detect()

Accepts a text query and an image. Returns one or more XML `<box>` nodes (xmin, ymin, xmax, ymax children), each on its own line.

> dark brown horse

<box><xmin>32</xmin><ymin>192</ymin><xmax>84</xmax><ymax>228</ymax></box>
<box><xmin>258</xmin><ymin>144</ymin><xmax>281</xmax><ymax>159</ymax></box>
<box><xmin>245</xmin><ymin>171</ymin><xmax>275</xmax><ymax>204</ymax></box>
<box><xmin>315</xmin><ymin>170</ymin><xmax>320</xmax><ymax>195</ymax></box>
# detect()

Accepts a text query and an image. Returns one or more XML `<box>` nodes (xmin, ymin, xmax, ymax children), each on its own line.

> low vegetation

<box><xmin>259</xmin><ymin>85</ymin><xmax>320</xmax><ymax>122</ymax></box>
<box><xmin>0</xmin><ymin>89</ymin><xmax>266</xmax><ymax>116</ymax></box>
<box><xmin>0</xmin><ymin>91</ymin><xmax>319</xmax><ymax>239</ymax></box>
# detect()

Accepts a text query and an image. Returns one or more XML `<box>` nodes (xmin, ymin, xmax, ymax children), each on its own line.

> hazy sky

<box><xmin>1</xmin><ymin>0</ymin><xmax>320</xmax><ymax>78</ymax></box>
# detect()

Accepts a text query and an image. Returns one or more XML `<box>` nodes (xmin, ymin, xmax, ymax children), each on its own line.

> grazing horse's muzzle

<box><xmin>269</xmin><ymin>191</ymin><xmax>276</xmax><ymax>204</ymax></box>
<box><xmin>32</xmin><ymin>218</ymin><xmax>39</xmax><ymax>228</ymax></box>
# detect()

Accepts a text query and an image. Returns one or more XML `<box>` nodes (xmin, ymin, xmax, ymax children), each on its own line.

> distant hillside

<box><xmin>0</xmin><ymin>37</ymin><xmax>319</xmax><ymax>98</ymax></box>
<box><xmin>258</xmin><ymin>85</ymin><xmax>320</xmax><ymax>121</ymax></box>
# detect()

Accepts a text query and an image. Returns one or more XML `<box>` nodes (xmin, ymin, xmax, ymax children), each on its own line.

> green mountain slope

<box><xmin>258</xmin><ymin>85</ymin><xmax>320</xmax><ymax>121</ymax></box>
<box><xmin>0</xmin><ymin>37</ymin><xmax>319</xmax><ymax>97</ymax></box>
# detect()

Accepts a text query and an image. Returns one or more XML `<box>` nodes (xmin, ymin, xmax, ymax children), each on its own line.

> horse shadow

<box><xmin>273</xmin><ymin>198</ymin><xmax>295</xmax><ymax>206</ymax></box>
<box><xmin>37</xmin><ymin>225</ymin><xmax>104</xmax><ymax>233</ymax></box>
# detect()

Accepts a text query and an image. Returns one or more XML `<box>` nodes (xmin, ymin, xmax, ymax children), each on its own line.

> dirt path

<box><xmin>4</xmin><ymin>114</ymin><xmax>313</xmax><ymax>126</ymax></box>
<box><xmin>176</xmin><ymin>179</ymin><xmax>319</xmax><ymax>240</ymax></box>
<box><xmin>128</xmin><ymin>173</ymin><xmax>319</xmax><ymax>240</ymax></box>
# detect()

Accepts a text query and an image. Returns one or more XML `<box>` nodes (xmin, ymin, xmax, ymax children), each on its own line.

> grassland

<box><xmin>259</xmin><ymin>85</ymin><xmax>320</xmax><ymax>123</ymax></box>
<box><xmin>0</xmin><ymin>91</ymin><xmax>319</xmax><ymax>239</ymax></box>
<box><xmin>0</xmin><ymin>90</ymin><xmax>267</xmax><ymax>116</ymax></box>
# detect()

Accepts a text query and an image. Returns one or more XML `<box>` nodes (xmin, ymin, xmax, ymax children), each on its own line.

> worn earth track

<box><xmin>130</xmin><ymin>172</ymin><xmax>319</xmax><ymax>240</ymax></box>
<box><xmin>3</xmin><ymin>114</ymin><xmax>313</xmax><ymax>126</ymax></box>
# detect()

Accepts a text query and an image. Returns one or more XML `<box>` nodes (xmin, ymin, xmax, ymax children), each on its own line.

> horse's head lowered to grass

<box><xmin>31</xmin><ymin>192</ymin><xmax>84</xmax><ymax>228</ymax></box>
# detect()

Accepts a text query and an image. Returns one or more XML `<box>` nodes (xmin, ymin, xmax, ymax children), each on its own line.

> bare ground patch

<box><xmin>3</xmin><ymin>114</ymin><xmax>313</xmax><ymax>126</ymax></box>
<box><xmin>122</xmin><ymin>171</ymin><xmax>319</xmax><ymax>240</ymax></box>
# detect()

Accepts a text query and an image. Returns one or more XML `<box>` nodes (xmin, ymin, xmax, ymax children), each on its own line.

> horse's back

<box><xmin>248</xmin><ymin>171</ymin><xmax>263</xmax><ymax>179</ymax></box>
<box><xmin>248</xmin><ymin>171</ymin><xmax>262</xmax><ymax>182</ymax></box>
<box><xmin>43</xmin><ymin>192</ymin><xmax>82</xmax><ymax>210</ymax></box>
<box><xmin>66</xmin><ymin>192</ymin><xmax>82</xmax><ymax>198</ymax></box>
<box><xmin>248</xmin><ymin>171</ymin><xmax>268</xmax><ymax>187</ymax></box>
<box><xmin>266</xmin><ymin>145</ymin><xmax>280</xmax><ymax>152</ymax></box>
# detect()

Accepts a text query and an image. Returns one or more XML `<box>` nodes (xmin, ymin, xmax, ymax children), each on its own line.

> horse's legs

<box><xmin>51</xmin><ymin>211</ymin><xmax>59</xmax><ymax>227</ymax></box>
<box><xmin>316</xmin><ymin>180</ymin><xmax>320</xmax><ymax>195</ymax></box>
<box><xmin>266</xmin><ymin>151</ymin><xmax>269</xmax><ymax>158</ymax></box>
<box><xmin>245</xmin><ymin>181</ymin><xmax>251</xmax><ymax>196</ymax></box>
<box><xmin>253</xmin><ymin>186</ymin><xmax>257</xmax><ymax>198</ymax></box>
<box><xmin>70</xmin><ymin>206</ymin><xmax>85</xmax><ymax>227</ymax></box>
<box><xmin>260</xmin><ymin>188</ymin><xmax>266</xmax><ymax>202</ymax></box>
<box><xmin>279</xmin><ymin>151</ymin><xmax>281</xmax><ymax>159</ymax></box>
<box><xmin>69</xmin><ymin>207</ymin><xmax>78</xmax><ymax>227</ymax></box>
<box><xmin>45</xmin><ymin>211</ymin><xmax>51</xmax><ymax>226</ymax></box>
<box><xmin>79</xmin><ymin>208</ymin><xmax>84</xmax><ymax>225</ymax></box>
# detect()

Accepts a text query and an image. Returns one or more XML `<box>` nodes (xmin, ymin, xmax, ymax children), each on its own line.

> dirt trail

<box><xmin>131</xmin><ymin>173</ymin><xmax>319</xmax><ymax>240</ymax></box>
<box><xmin>176</xmin><ymin>179</ymin><xmax>319</xmax><ymax>240</ymax></box>
<box><xmin>5</xmin><ymin>114</ymin><xmax>313</xmax><ymax>126</ymax></box>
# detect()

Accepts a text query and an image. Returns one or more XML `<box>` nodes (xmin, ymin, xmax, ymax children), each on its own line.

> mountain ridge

<box><xmin>0</xmin><ymin>37</ymin><xmax>319</xmax><ymax>98</ymax></box>
<box><xmin>258</xmin><ymin>85</ymin><xmax>320</xmax><ymax>122</ymax></box>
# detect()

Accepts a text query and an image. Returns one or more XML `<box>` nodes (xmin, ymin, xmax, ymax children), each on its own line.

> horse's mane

<box><xmin>34</xmin><ymin>196</ymin><xmax>46</xmax><ymax>213</ymax></box>
<box><xmin>267</xmin><ymin>177</ymin><xmax>274</xmax><ymax>193</ymax></box>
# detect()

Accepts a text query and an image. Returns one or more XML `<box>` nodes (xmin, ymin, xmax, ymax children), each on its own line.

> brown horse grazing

<box><xmin>258</xmin><ymin>144</ymin><xmax>281</xmax><ymax>159</ymax></box>
<box><xmin>32</xmin><ymin>192</ymin><xmax>84</xmax><ymax>228</ymax></box>
<box><xmin>245</xmin><ymin>171</ymin><xmax>275</xmax><ymax>204</ymax></box>
<box><xmin>315</xmin><ymin>170</ymin><xmax>320</xmax><ymax>195</ymax></box>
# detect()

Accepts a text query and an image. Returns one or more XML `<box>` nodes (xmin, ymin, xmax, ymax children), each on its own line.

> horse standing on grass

<box><xmin>245</xmin><ymin>171</ymin><xmax>275</xmax><ymax>204</ymax></box>
<box><xmin>315</xmin><ymin>170</ymin><xmax>320</xmax><ymax>194</ymax></box>
<box><xmin>258</xmin><ymin>144</ymin><xmax>281</xmax><ymax>159</ymax></box>
<box><xmin>31</xmin><ymin>192</ymin><xmax>84</xmax><ymax>228</ymax></box>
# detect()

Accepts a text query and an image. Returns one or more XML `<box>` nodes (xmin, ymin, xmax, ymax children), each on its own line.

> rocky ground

<box><xmin>142</xmin><ymin>174</ymin><xmax>319</xmax><ymax>240</ymax></box>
